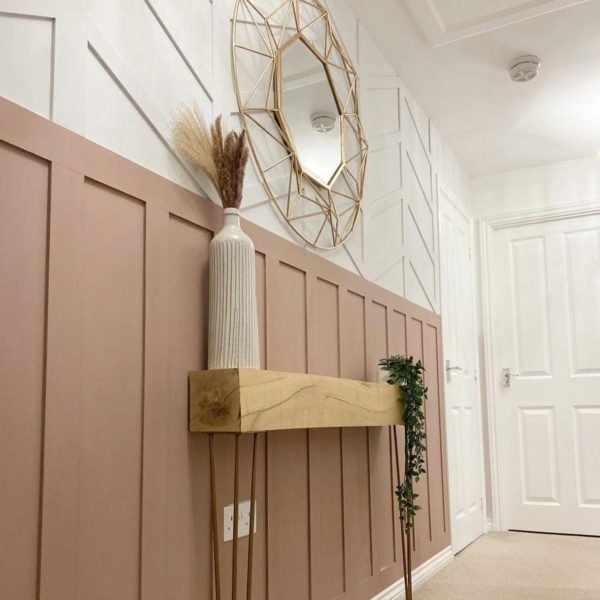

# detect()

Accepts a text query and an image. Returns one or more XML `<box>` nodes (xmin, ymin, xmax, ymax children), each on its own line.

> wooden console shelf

<box><xmin>189</xmin><ymin>368</ymin><xmax>403</xmax><ymax>433</ymax></box>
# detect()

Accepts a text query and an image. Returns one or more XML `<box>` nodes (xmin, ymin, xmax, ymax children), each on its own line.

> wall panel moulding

<box><xmin>0</xmin><ymin>96</ymin><xmax>449</xmax><ymax>600</ymax></box>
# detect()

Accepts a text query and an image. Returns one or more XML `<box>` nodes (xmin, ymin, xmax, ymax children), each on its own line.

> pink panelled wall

<box><xmin>0</xmin><ymin>98</ymin><xmax>449</xmax><ymax>600</ymax></box>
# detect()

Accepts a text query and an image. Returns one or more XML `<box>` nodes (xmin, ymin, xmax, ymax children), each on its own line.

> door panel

<box><xmin>518</xmin><ymin>407</ymin><xmax>559</xmax><ymax>504</ymax></box>
<box><xmin>492</xmin><ymin>214</ymin><xmax>600</xmax><ymax>535</ymax></box>
<box><xmin>440</xmin><ymin>191</ymin><xmax>485</xmax><ymax>552</ymax></box>
<box><xmin>510</xmin><ymin>237</ymin><xmax>552</xmax><ymax>376</ymax></box>
<box><xmin>564</xmin><ymin>229</ymin><xmax>600</xmax><ymax>374</ymax></box>
<box><xmin>574</xmin><ymin>407</ymin><xmax>600</xmax><ymax>506</ymax></box>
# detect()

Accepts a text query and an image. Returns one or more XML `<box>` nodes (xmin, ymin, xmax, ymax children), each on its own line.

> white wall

<box><xmin>472</xmin><ymin>154</ymin><xmax>600</xmax><ymax>218</ymax></box>
<box><xmin>0</xmin><ymin>0</ymin><xmax>470</xmax><ymax>313</ymax></box>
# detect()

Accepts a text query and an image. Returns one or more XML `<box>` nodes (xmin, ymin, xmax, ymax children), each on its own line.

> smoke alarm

<box><xmin>509</xmin><ymin>55</ymin><xmax>540</xmax><ymax>82</ymax></box>
<box><xmin>311</xmin><ymin>112</ymin><xmax>336</xmax><ymax>133</ymax></box>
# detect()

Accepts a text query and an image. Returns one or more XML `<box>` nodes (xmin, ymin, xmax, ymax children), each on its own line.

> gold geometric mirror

<box><xmin>232</xmin><ymin>0</ymin><xmax>368</xmax><ymax>249</ymax></box>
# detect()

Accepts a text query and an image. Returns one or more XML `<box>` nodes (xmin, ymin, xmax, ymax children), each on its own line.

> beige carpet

<box><xmin>416</xmin><ymin>532</ymin><xmax>600</xmax><ymax>599</ymax></box>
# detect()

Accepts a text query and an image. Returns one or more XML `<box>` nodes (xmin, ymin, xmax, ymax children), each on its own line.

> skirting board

<box><xmin>371</xmin><ymin>546</ymin><xmax>453</xmax><ymax>600</ymax></box>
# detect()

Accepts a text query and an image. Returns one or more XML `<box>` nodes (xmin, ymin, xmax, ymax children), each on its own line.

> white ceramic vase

<box><xmin>208</xmin><ymin>208</ymin><xmax>260</xmax><ymax>369</ymax></box>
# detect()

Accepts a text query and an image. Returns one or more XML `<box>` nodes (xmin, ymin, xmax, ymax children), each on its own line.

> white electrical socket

<box><xmin>224</xmin><ymin>500</ymin><xmax>257</xmax><ymax>542</ymax></box>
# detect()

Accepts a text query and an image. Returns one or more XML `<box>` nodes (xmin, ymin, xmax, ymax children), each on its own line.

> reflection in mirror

<box><xmin>278</xmin><ymin>38</ymin><xmax>342</xmax><ymax>187</ymax></box>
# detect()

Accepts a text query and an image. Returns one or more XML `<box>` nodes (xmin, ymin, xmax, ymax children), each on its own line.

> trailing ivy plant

<box><xmin>379</xmin><ymin>355</ymin><xmax>427</xmax><ymax>600</ymax></box>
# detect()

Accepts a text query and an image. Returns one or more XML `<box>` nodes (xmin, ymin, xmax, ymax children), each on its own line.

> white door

<box><xmin>440</xmin><ymin>190</ymin><xmax>486</xmax><ymax>552</ymax></box>
<box><xmin>491</xmin><ymin>214</ymin><xmax>600</xmax><ymax>535</ymax></box>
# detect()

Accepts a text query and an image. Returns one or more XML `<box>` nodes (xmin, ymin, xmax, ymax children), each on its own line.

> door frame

<box><xmin>478</xmin><ymin>199</ymin><xmax>600</xmax><ymax>532</ymax></box>
<box><xmin>439</xmin><ymin>181</ymin><xmax>488</xmax><ymax>550</ymax></box>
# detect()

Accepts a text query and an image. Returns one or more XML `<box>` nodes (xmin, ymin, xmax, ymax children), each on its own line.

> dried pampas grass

<box><xmin>172</xmin><ymin>104</ymin><xmax>249</xmax><ymax>209</ymax></box>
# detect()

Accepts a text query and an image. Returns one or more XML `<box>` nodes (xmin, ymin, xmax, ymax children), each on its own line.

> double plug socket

<box><xmin>224</xmin><ymin>500</ymin><xmax>257</xmax><ymax>542</ymax></box>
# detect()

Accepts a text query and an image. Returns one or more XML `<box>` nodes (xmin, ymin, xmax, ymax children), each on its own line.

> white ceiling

<box><xmin>346</xmin><ymin>0</ymin><xmax>600</xmax><ymax>177</ymax></box>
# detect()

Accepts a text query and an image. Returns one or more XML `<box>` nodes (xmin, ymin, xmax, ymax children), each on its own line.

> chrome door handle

<box><xmin>502</xmin><ymin>368</ymin><xmax>520</xmax><ymax>388</ymax></box>
<box><xmin>446</xmin><ymin>360</ymin><xmax>462</xmax><ymax>381</ymax></box>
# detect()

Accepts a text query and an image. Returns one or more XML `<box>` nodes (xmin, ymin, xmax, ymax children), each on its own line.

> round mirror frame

<box><xmin>232</xmin><ymin>0</ymin><xmax>368</xmax><ymax>249</ymax></box>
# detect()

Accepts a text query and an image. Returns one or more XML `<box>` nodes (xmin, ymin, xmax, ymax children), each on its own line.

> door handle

<box><xmin>501</xmin><ymin>368</ymin><xmax>520</xmax><ymax>388</ymax></box>
<box><xmin>446</xmin><ymin>360</ymin><xmax>462</xmax><ymax>382</ymax></box>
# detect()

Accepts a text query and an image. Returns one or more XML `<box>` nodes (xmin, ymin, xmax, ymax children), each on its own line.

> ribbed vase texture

<box><xmin>208</xmin><ymin>208</ymin><xmax>260</xmax><ymax>369</ymax></box>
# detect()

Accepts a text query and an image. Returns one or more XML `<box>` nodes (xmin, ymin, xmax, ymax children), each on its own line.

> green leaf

<box><xmin>380</xmin><ymin>354</ymin><xmax>428</xmax><ymax>549</ymax></box>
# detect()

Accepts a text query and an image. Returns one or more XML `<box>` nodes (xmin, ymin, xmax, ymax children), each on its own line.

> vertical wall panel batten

<box><xmin>255</xmin><ymin>252</ymin><xmax>267</xmax><ymax>369</ymax></box>
<box><xmin>140</xmin><ymin>204</ymin><xmax>170</xmax><ymax>600</ymax></box>
<box><xmin>264</xmin><ymin>254</ymin><xmax>278</xmax><ymax>371</ymax></box>
<box><xmin>306</xmin><ymin>271</ymin><xmax>317</xmax><ymax>600</ymax></box>
<box><xmin>7</xmin><ymin>164</ymin><xmax>36</xmax><ymax>599</ymax></box>
<box><xmin>262</xmin><ymin>253</ymin><xmax>278</xmax><ymax>600</ymax></box>
<box><xmin>420</xmin><ymin>323</ymin><xmax>434</xmax><ymax>550</ymax></box>
<box><xmin>368</xmin><ymin>302</ymin><xmax>396</xmax><ymax>574</ymax></box>
<box><xmin>434</xmin><ymin>323</ymin><xmax>450</xmax><ymax>536</ymax></box>
<box><xmin>387</xmin><ymin>307</ymin><xmax>406</xmax><ymax>563</ymax></box>
<box><xmin>306</xmin><ymin>273</ymin><xmax>318</xmax><ymax>374</ymax></box>
<box><xmin>35</xmin><ymin>163</ymin><xmax>72</xmax><ymax>600</ymax></box>
<box><xmin>336</xmin><ymin>286</ymin><xmax>348</xmax><ymax>593</ymax></box>
<box><xmin>407</xmin><ymin>317</ymin><xmax>434</xmax><ymax>565</ymax></box>
<box><xmin>424</xmin><ymin>323</ymin><xmax>446</xmax><ymax>552</ymax></box>
<box><xmin>365</xmin><ymin>298</ymin><xmax>380</xmax><ymax>580</ymax></box>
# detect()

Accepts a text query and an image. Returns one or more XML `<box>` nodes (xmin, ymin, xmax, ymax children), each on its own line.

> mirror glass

<box><xmin>278</xmin><ymin>38</ymin><xmax>342</xmax><ymax>186</ymax></box>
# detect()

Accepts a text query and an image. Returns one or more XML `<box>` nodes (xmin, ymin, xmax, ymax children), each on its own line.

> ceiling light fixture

<box><xmin>311</xmin><ymin>112</ymin><xmax>336</xmax><ymax>133</ymax></box>
<box><xmin>509</xmin><ymin>55</ymin><xmax>541</xmax><ymax>83</ymax></box>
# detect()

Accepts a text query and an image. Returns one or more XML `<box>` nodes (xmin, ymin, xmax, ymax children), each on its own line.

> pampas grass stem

<box><xmin>172</xmin><ymin>105</ymin><xmax>249</xmax><ymax>209</ymax></box>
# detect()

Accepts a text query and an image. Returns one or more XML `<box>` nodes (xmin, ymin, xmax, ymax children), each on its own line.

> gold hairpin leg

<box><xmin>232</xmin><ymin>433</ymin><xmax>240</xmax><ymax>600</ymax></box>
<box><xmin>209</xmin><ymin>431</ymin><xmax>260</xmax><ymax>600</ymax></box>
<box><xmin>209</xmin><ymin>433</ymin><xmax>222</xmax><ymax>600</ymax></box>
<box><xmin>247</xmin><ymin>432</ymin><xmax>259</xmax><ymax>600</ymax></box>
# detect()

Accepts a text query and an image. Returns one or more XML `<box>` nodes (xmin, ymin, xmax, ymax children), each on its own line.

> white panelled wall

<box><xmin>0</xmin><ymin>0</ymin><xmax>470</xmax><ymax>312</ymax></box>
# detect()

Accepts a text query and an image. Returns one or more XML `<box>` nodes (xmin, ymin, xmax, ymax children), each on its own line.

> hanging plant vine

<box><xmin>379</xmin><ymin>355</ymin><xmax>427</xmax><ymax>600</ymax></box>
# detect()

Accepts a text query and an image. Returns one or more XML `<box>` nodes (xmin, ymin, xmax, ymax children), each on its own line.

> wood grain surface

<box><xmin>189</xmin><ymin>368</ymin><xmax>403</xmax><ymax>432</ymax></box>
